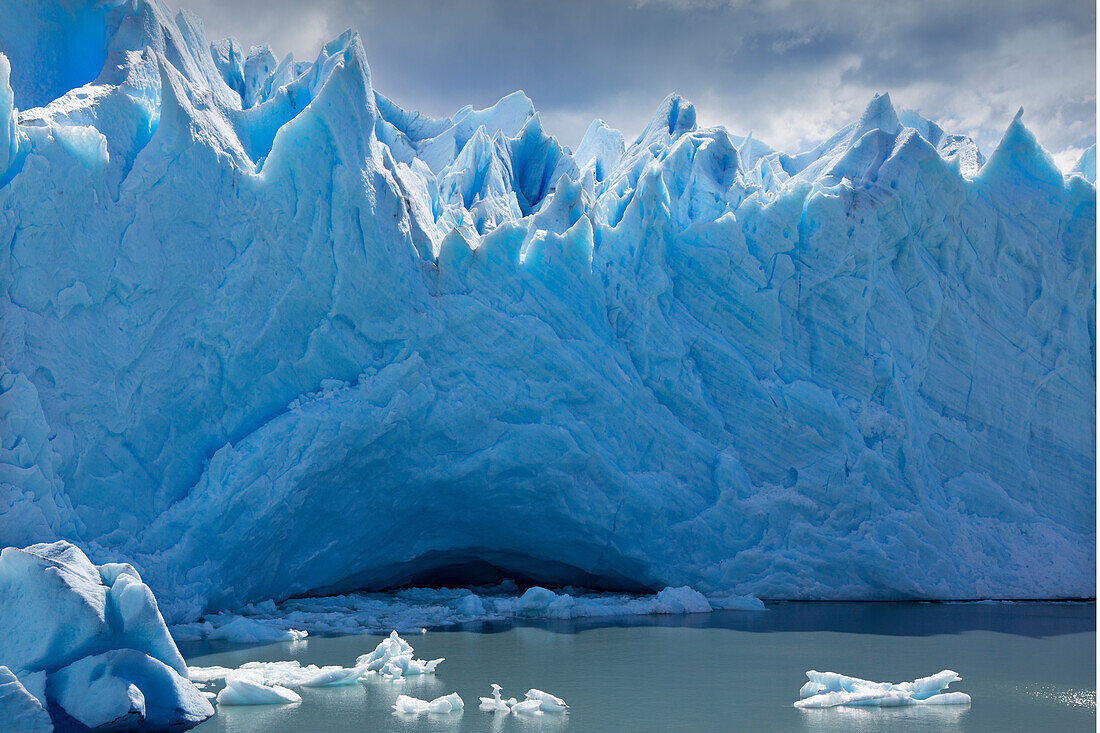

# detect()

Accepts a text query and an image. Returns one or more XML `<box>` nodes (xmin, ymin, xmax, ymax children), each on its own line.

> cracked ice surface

<box><xmin>0</xmin><ymin>0</ymin><xmax>1094</xmax><ymax>623</ymax></box>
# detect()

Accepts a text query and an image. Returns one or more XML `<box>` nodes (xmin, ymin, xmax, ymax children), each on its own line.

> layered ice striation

<box><xmin>0</xmin><ymin>0</ymin><xmax>1094</xmax><ymax>623</ymax></box>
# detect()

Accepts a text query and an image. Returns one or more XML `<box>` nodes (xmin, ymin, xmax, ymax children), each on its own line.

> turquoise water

<box><xmin>184</xmin><ymin>602</ymin><xmax>1095</xmax><ymax>732</ymax></box>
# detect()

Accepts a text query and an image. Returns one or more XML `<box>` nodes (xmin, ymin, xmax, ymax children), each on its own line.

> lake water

<box><xmin>183</xmin><ymin>602</ymin><xmax>1095</xmax><ymax>732</ymax></box>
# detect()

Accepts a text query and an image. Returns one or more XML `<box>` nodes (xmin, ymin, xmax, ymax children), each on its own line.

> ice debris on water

<box><xmin>216</xmin><ymin>673</ymin><xmax>302</xmax><ymax>706</ymax></box>
<box><xmin>393</xmin><ymin>692</ymin><xmax>464</xmax><ymax>714</ymax></box>
<box><xmin>478</xmin><ymin>684</ymin><xmax>568</xmax><ymax>715</ymax></box>
<box><xmin>795</xmin><ymin>669</ymin><xmax>972</xmax><ymax>708</ymax></box>
<box><xmin>188</xmin><ymin>629</ymin><xmax>443</xmax><ymax>706</ymax></box>
<box><xmin>479</xmin><ymin>683</ymin><xmax>515</xmax><ymax>712</ymax></box>
<box><xmin>170</xmin><ymin>585</ymin><xmax>764</xmax><ymax>641</ymax></box>
<box><xmin>355</xmin><ymin>630</ymin><xmax>444</xmax><ymax>678</ymax></box>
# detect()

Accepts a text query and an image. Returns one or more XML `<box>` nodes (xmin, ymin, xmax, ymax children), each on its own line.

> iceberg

<box><xmin>355</xmin><ymin>630</ymin><xmax>443</xmax><ymax>678</ymax></box>
<box><xmin>478</xmin><ymin>683</ymin><xmax>514</xmax><ymax>712</ymax></box>
<box><xmin>49</xmin><ymin>649</ymin><xmax>214</xmax><ymax>730</ymax></box>
<box><xmin>795</xmin><ymin>669</ymin><xmax>971</xmax><ymax>708</ymax></box>
<box><xmin>393</xmin><ymin>692</ymin><xmax>464</xmax><ymax>714</ymax></box>
<box><xmin>523</xmin><ymin>688</ymin><xmax>569</xmax><ymax>713</ymax></box>
<box><xmin>476</xmin><ymin>684</ymin><xmax>567</xmax><ymax>715</ymax></box>
<box><xmin>0</xmin><ymin>541</ymin><xmax>212</xmax><ymax>730</ymax></box>
<box><xmin>0</xmin><ymin>0</ymin><xmax>1093</xmax><ymax>623</ymax></box>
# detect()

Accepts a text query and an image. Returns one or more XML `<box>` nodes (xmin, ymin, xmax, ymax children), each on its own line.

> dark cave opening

<box><xmin>310</xmin><ymin>548</ymin><xmax>657</xmax><ymax>598</ymax></box>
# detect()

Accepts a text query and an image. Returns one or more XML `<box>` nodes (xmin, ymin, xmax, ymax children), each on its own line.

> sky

<box><xmin>183</xmin><ymin>0</ymin><xmax>1096</xmax><ymax>171</ymax></box>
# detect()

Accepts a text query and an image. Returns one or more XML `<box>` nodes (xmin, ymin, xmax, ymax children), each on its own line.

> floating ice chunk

<box><xmin>515</xmin><ymin>586</ymin><xmax>559</xmax><ymax>614</ymax></box>
<box><xmin>209</xmin><ymin>617</ymin><xmax>308</xmax><ymax>643</ymax></box>
<box><xmin>187</xmin><ymin>666</ymin><xmax>236</xmax><ymax>684</ymax></box>
<box><xmin>654</xmin><ymin>586</ymin><xmax>712</xmax><ymax>614</ymax></box>
<box><xmin>524</xmin><ymin>688</ymin><xmax>569</xmax><ymax>713</ymax></box>
<box><xmin>0</xmin><ymin>666</ymin><xmax>52</xmax><ymax>733</ymax></box>
<box><xmin>510</xmin><ymin>699</ymin><xmax>544</xmax><ymax>715</ymax></box>
<box><xmin>706</xmin><ymin>592</ymin><xmax>767</xmax><ymax>611</ymax></box>
<box><xmin>216</xmin><ymin>673</ymin><xmax>302</xmax><ymax>705</ymax></box>
<box><xmin>355</xmin><ymin>630</ymin><xmax>442</xmax><ymax>677</ymax></box>
<box><xmin>170</xmin><ymin>622</ymin><xmax>215</xmax><ymax>642</ymax></box>
<box><xmin>795</xmin><ymin>670</ymin><xmax>971</xmax><ymax>708</ymax></box>
<box><xmin>50</xmin><ymin>649</ymin><xmax>214</xmax><ymax>729</ymax></box>
<box><xmin>393</xmin><ymin>692</ymin><xmax>463</xmax><ymax>714</ymax></box>
<box><xmin>478</xmin><ymin>683</ymin><xmax>512</xmax><ymax>712</ymax></box>
<box><xmin>190</xmin><ymin>660</ymin><xmax>359</xmax><ymax>689</ymax></box>
<box><xmin>300</xmin><ymin>666</ymin><xmax>362</xmax><ymax>687</ymax></box>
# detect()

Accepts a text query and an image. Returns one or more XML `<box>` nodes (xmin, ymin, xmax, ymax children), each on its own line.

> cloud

<box><xmin>180</xmin><ymin>0</ymin><xmax>1095</xmax><ymax>166</ymax></box>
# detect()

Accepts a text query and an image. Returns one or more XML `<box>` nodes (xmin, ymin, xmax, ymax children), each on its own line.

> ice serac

<box><xmin>0</xmin><ymin>0</ymin><xmax>1095</xmax><ymax>622</ymax></box>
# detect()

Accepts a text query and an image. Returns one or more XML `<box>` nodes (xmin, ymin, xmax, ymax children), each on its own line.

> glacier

<box><xmin>0</xmin><ymin>0</ymin><xmax>1094</xmax><ymax>624</ymax></box>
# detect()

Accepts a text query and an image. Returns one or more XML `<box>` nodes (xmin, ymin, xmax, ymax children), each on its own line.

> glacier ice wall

<box><xmin>0</xmin><ymin>0</ymin><xmax>1094</xmax><ymax>622</ymax></box>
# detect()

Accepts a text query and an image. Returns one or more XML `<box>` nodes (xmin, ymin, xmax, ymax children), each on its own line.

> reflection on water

<box><xmin>798</xmin><ymin>704</ymin><xmax>970</xmax><ymax>732</ymax></box>
<box><xmin>189</xmin><ymin>602</ymin><xmax>1095</xmax><ymax>733</ymax></box>
<box><xmin>1021</xmin><ymin>684</ymin><xmax>1097</xmax><ymax>711</ymax></box>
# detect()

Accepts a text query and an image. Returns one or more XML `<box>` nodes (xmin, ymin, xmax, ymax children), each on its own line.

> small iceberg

<box><xmin>216</xmin><ymin>673</ymin><xmax>302</xmax><ymax>705</ymax></box>
<box><xmin>393</xmin><ymin>692</ymin><xmax>464</xmax><ymax>714</ymax></box>
<box><xmin>356</xmin><ymin>630</ymin><xmax>443</xmax><ymax>678</ymax></box>
<box><xmin>525</xmin><ymin>688</ymin><xmax>569</xmax><ymax>713</ymax></box>
<box><xmin>478</xmin><ymin>683</ymin><xmax>515</xmax><ymax>712</ymax></box>
<box><xmin>478</xmin><ymin>684</ymin><xmax>569</xmax><ymax>715</ymax></box>
<box><xmin>795</xmin><ymin>670</ymin><xmax>971</xmax><ymax>708</ymax></box>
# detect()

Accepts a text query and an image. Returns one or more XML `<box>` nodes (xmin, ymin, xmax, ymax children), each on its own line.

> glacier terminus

<box><xmin>0</xmin><ymin>0</ymin><xmax>1095</xmax><ymax>626</ymax></box>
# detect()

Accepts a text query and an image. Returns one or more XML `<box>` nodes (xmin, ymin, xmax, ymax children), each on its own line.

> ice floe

<box><xmin>478</xmin><ymin>683</ymin><xmax>515</xmax><ymax>712</ymax></box>
<box><xmin>393</xmin><ymin>692</ymin><xmax>464</xmax><ymax>714</ymax></box>
<box><xmin>524</xmin><ymin>688</ymin><xmax>570</xmax><ymax>713</ymax></box>
<box><xmin>188</xmin><ymin>629</ymin><xmax>443</xmax><ymax>709</ymax></box>
<box><xmin>795</xmin><ymin>669</ymin><xmax>971</xmax><ymax>708</ymax></box>
<box><xmin>477</xmin><ymin>684</ymin><xmax>568</xmax><ymax>716</ymax></box>
<box><xmin>215</xmin><ymin>673</ymin><xmax>302</xmax><ymax>706</ymax></box>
